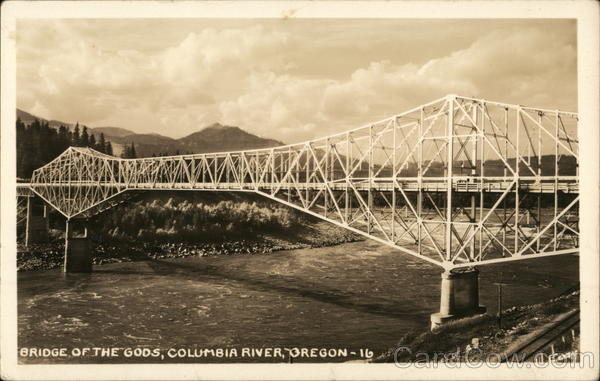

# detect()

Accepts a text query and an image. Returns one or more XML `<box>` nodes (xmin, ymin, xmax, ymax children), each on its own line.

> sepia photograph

<box><xmin>1</xmin><ymin>1</ymin><xmax>598</xmax><ymax>380</ymax></box>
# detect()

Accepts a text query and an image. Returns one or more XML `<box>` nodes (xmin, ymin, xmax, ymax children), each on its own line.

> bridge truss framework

<box><xmin>23</xmin><ymin>95</ymin><xmax>579</xmax><ymax>270</ymax></box>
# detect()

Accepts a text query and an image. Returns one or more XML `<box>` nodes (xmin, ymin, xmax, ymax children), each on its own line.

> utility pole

<box><xmin>494</xmin><ymin>271</ymin><xmax>507</xmax><ymax>330</ymax></box>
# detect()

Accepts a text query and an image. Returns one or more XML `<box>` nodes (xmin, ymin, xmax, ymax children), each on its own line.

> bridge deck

<box><xmin>19</xmin><ymin>179</ymin><xmax>579</xmax><ymax>194</ymax></box>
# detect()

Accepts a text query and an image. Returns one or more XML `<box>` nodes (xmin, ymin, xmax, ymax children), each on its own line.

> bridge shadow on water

<box><xmin>94</xmin><ymin>255</ymin><xmax>428</xmax><ymax>319</ymax></box>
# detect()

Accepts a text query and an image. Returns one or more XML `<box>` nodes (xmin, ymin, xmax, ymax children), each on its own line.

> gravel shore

<box><xmin>17</xmin><ymin>221</ymin><xmax>362</xmax><ymax>271</ymax></box>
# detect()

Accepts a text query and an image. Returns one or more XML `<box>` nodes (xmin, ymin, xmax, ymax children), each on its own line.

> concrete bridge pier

<box><xmin>25</xmin><ymin>197</ymin><xmax>49</xmax><ymax>246</ymax></box>
<box><xmin>64</xmin><ymin>219</ymin><xmax>92</xmax><ymax>273</ymax></box>
<box><xmin>430</xmin><ymin>267</ymin><xmax>486</xmax><ymax>330</ymax></box>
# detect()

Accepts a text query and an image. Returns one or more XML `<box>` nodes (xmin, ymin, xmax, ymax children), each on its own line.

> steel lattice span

<box><xmin>25</xmin><ymin>95</ymin><xmax>579</xmax><ymax>271</ymax></box>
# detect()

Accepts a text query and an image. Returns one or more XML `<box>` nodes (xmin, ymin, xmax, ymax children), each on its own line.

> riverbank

<box><xmin>17</xmin><ymin>220</ymin><xmax>362</xmax><ymax>271</ymax></box>
<box><xmin>373</xmin><ymin>289</ymin><xmax>580</xmax><ymax>363</ymax></box>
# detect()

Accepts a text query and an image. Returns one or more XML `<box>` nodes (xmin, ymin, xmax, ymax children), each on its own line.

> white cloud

<box><xmin>159</xmin><ymin>25</ymin><xmax>290</xmax><ymax>100</ymax></box>
<box><xmin>17</xmin><ymin>21</ymin><xmax>294</xmax><ymax>135</ymax></box>
<box><xmin>219</xmin><ymin>72</ymin><xmax>332</xmax><ymax>140</ymax></box>
<box><xmin>17</xmin><ymin>20</ymin><xmax>576</xmax><ymax>143</ymax></box>
<box><xmin>218</xmin><ymin>26</ymin><xmax>576</xmax><ymax>143</ymax></box>
<box><xmin>18</xmin><ymin>21</ymin><xmax>159</xmax><ymax>123</ymax></box>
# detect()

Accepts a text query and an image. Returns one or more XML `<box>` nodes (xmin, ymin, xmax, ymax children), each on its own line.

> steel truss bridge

<box><xmin>21</xmin><ymin>95</ymin><xmax>579</xmax><ymax>270</ymax></box>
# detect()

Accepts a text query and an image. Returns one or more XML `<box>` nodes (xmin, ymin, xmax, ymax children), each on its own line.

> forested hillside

<box><xmin>16</xmin><ymin>109</ymin><xmax>284</xmax><ymax>175</ymax></box>
<box><xmin>16</xmin><ymin>117</ymin><xmax>114</xmax><ymax>178</ymax></box>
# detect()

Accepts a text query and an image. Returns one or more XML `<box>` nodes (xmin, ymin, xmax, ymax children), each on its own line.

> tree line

<box><xmin>121</xmin><ymin>142</ymin><xmax>137</xmax><ymax>159</ymax></box>
<box><xmin>150</xmin><ymin>151</ymin><xmax>194</xmax><ymax>157</ymax></box>
<box><xmin>16</xmin><ymin>117</ymin><xmax>140</xmax><ymax>178</ymax></box>
<box><xmin>96</xmin><ymin>195</ymin><xmax>300</xmax><ymax>243</ymax></box>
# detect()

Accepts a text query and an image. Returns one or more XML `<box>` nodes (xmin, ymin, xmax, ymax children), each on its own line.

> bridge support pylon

<box><xmin>64</xmin><ymin>219</ymin><xmax>92</xmax><ymax>273</ymax></box>
<box><xmin>25</xmin><ymin>197</ymin><xmax>49</xmax><ymax>246</ymax></box>
<box><xmin>430</xmin><ymin>267</ymin><xmax>486</xmax><ymax>330</ymax></box>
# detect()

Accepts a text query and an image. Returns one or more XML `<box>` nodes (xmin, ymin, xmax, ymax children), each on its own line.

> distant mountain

<box><xmin>16</xmin><ymin>110</ymin><xmax>132</xmax><ymax>138</ymax></box>
<box><xmin>16</xmin><ymin>108</ymin><xmax>284</xmax><ymax>157</ymax></box>
<box><xmin>17</xmin><ymin>109</ymin><xmax>90</xmax><ymax>131</ymax></box>
<box><xmin>16</xmin><ymin>108</ymin><xmax>127</xmax><ymax>154</ymax></box>
<box><xmin>16</xmin><ymin>109</ymin><xmax>38</xmax><ymax>124</ymax></box>
<box><xmin>92</xmin><ymin>126</ymin><xmax>136</xmax><ymax>138</ymax></box>
<box><xmin>177</xmin><ymin>123</ymin><xmax>283</xmax><ymax>154</ymax></box>
<box><xmin>112</xmin><ymin>123</ymin><xmax>284</xmax><ymax>157</ymax></box>
<box><xmin>107</xmin><ymin>133</ymin><xmax>180</xmax><ymax>157</ymax></box>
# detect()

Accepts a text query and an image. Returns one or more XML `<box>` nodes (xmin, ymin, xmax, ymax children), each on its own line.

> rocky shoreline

<box><xmin>17</xmin><ymin>222</ymin><xmax>362</xmax><ymax>272</ymax></box>
<box><xmin>373</xmin><ymin>289</ymin><xmax>580</xmax><ymax>363</ymax></box>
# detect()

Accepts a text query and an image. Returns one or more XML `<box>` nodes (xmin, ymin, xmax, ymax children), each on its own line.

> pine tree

<box><xmin>16</xmin><ymin>117</ymin><xmax>27</xmax><ymax>177</ymax></box>
<box><xmin>73</xmin><ymin>122</ymin><xmax>81</xmax><ymax>146</ymax></box>
<box><xmin>58</xmin><ymin>125</ymin><xmax>69</xmax><ymax>149</ymax></box>
<box><xmin>16</xmin><ymin>117</ymin><xmax>67</xmax><ymax>178</ymax></box>
<box><xmin>16</xmin><ymin>117</ymin><xmax>24</xmax><ymax>131</ymax></box>
<box><xmin>89</xmin><ymin>133</ymin><xmax>96</xmax><ymax>150</ymax></box>
<box><xmin>98</xmin><ymin>133</ymin><xmax>106</xmax><ymax>154</ymax></box>
<box><xmin>105</xmin><ymin>141</ymin><xmax>113</xmax><ymax>156</ymax></box>
<box><xmin>30</xmin><ymin>119</ymin><xmax>44</xmax><ymax>172</ymax></box>
<box><xmin>121</xmin><ymin>142</ymin><xmax>136</xmax><ymax>159</ymax></box>
<box><xmin>121</xmin><ymin>144</ymin><xmax>130</xmax><ymax>159</ymax></box>
<box><xmin>81</xmin><ymin>126</ymin><xmax>90</xmax><ymax>147</ymax></box>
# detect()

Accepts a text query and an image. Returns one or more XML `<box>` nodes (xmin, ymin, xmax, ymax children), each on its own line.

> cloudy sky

<box><xmin>16</xmin><ymin>18</ymin><xmax>576</xmax><ymax>143</ymax></box>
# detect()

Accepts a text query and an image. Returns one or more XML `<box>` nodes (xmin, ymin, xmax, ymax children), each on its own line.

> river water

<box><xmin>18</xmin><ymin>240</ymin><xmax>578</xmax><ymax>363</ymax></box>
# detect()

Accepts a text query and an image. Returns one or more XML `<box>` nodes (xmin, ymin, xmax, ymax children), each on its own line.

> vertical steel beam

<box><xmin>392</xmin><ymin>117</ymin><xmax>397</xmax><ymax>242</ymax></box>
<box><xmin>478</xmin><ymin>102</ymin><xmax>485</xmax><ymax>260</ymax></box>
<box><xmin>470</xmin><ymin>102</ymin><xmax>478</xmax><ymax>260</ymax></box>
<box><xmin>502</xmin><ymin>107</ymin><xmax>509</xmax><ymax>250</ymax></box>
<box><xmin>537</xmin><ymin>112</ymin><xmax>543</xmax><ymax>251</ymax></box>
<box><xmin>345</xmin><ymin>132</ymin><xmax>350</xmax><ymax>224</ymax></box>
<box><xmin>515</xmin><ymin>107</ymin><xmax>521</xmax><ymax>254</ymax></box>
<box><xmin>368</xmin><ymin>125</ymin><xmax>374</xmax><ymax>234</ymax></box>
<box><xmin>445</xmin><ymin>96</ymin><xmax>455</xmax><ymax>261</ymax></box>
<box><xmin>554</xmin><ymin>111</ymin><xmax>559</xmax><ymax>251</ymax></box>
<box><xmin>418</xmin><ymin>107</ymin><xmax>424</xmax><ymax>254</ymax></box>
